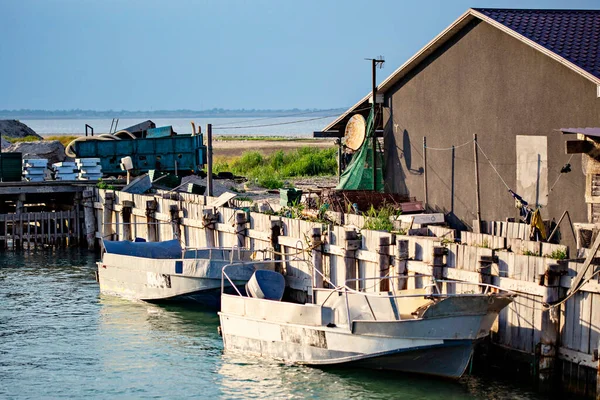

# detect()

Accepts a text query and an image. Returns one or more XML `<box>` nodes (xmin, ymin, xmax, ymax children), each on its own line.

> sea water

<box><xmin>0</xmin><ymin>249</ymin><xmax>543</xmax><ymax>399</ymax></box>
<box><xmin>20</xmin><ymin>117</ymin><xmax>338</xmax><ymax>137</ymax></box>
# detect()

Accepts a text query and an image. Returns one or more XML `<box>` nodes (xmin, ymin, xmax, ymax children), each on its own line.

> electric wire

<box><xmin>423</xmin><ymin>139</ymin><xmax>474</xmax><ymax>151</ymax></box>
<box><xmin>475</xmin><ymin>140</ymin><xmax>511</xmax><ymax>191</ymax></box>
<box><xmin>211</xmin><ymin>108</ymin><xmax>350</xmax><ymax>127</ymax></box>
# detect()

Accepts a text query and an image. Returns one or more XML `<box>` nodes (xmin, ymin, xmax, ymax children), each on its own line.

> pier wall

<box><xmin>85</xmin><ymin>188</ymin><xmax>600</xmax><ymax>398</ymax></box>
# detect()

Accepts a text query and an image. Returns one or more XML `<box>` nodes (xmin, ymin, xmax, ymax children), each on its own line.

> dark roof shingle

<box><xmin>474</xmin><ymin>8</ymin><xmax>600</xmax><ymax>79</ymax></box>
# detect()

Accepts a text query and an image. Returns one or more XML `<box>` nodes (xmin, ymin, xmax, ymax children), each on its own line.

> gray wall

<box><xmin>383</xmin><ymin>19</ymin><xmax>600</xmax><ymax>240</ymax></box>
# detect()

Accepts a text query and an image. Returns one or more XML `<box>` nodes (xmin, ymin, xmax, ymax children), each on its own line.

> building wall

<box><xmin>383</xmin><ymin>19</ymin><xmax>600</xmax><ymax>238</ymax></box>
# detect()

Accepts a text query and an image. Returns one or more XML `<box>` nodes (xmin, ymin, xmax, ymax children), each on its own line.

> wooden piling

<box><xmin>378</xmin><ymin>236</ymin><xmax>390</xmax><ymax>291</ymax></box>
<box><xmin>121</xmin><ymin>200</ymin><xmax>134</xmax><ymax>242</ymax></box>
<box><xmin>270</xmin><ymin>219</ymin><xmax>283</xmax><ymax>272</ymax></box>
<box><xmin>344</xmin><ymin>228</ymin><xmax>359</xmax><ymax>290</ymax></box>
<box><xmin>169</xmin><ymin>204</ymin><xmax>181</xmax><ymax>242</ymax></box>
<box><xmin>235</xmin><ymin>211</ymin><xmax>247</xmax><ymax>249</ymax></box>
<box><xmin>83</xmin><ymin>189</ymin><xmax>96</xmax><ymax>250</ymax></box>
<box><xmin>429</xmin><ymin>246</ymin><xmax>445</xmax><ymax>295</ymax></box>
<box><xmin>311</xmin><ymin>227</ymin><xmax>323</xmax><ymax>289</ymax></box>
<box><xmin>395</xmin><ymin>239</ymin><xmax>409</xmax><ymax>291</ymax></box>
<box><xmin>202</xmin><ymin>209</ymin><xmax>217</xmax><ymax>248</ymax></box>
<box><xmin>478</xmin><ymin>255</ymin><xmax>494</xmax><ymax>293</ymax></box>
<box><xmin>146</xmin><ymin>200</ymin><xmax>158</xmax><ymax>242</ymax></box>
<box><xmin>103</xmin><ymin>192</ymin><xmax>114</xmax><ymax>241</ymax></box>
<box><xmin>538</xmin><ymin>262</ymin><xmax>567</xmax><ymax>392</ymax></box>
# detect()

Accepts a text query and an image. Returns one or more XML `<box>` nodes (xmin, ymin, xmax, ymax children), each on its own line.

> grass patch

<box><xmin>362</xmin><ymin>205</ymin><xmax>402</xmax><ymax>232</ymax></box>
<box><xmin>45</xmin><ymin>135</ymin><xmax>79</xmax><ymax>147</ymax></box>
<box><xmin>5</xmin><ymin>135</ymin><xmax>41</xmax><ymax>143</ymax></box>
<box><xmin>213</xmin><ymin>147</ymin><xmax>337</xmax><ymax>189</ymax></box>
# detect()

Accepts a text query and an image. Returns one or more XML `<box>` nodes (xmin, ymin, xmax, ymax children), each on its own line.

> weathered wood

<box><xmin>202</xmin><ymin>209</ymin><xmax>217</xmax><ymax>248</ymax></box>
<box><xmin>344</xmin><ymin>228</ymin><xmax>358</xmax><ymax>290</ymax></box>
<box><xmin>83</xmin><ymin>190</ymin><xmax>96</xmax><ymax>250</ymax></box>
<box><xmin>169</xmin><ymin>204</ymin><xmax>181</xmax><ymax>242</ymax></box>
<box><xmin>395</xmin><ymin>239</ymin><xmax>409</xmax><ymax>291</ymax></box>
<box><xmin>146</xmin><ymin>200</ymin><xmax>158</xmax><ymax>242</ymax></box>
<box><xmin>378</xmin><ymin>237</ymin><xmax>390</xmax><ymax>291</ymax></box>
<box><xmin>121</xmin><ymin>201</ymin><xmax>133</xmax><ymax>242</ymax></box>
<box><xmin>235</xmin><ymin>211</ymin><xmax>247</xmax><ymax>249</ymax></box>
<box><xmin>539</xmin><ymin>263</ymin><xmax>568</xmax><ymax>392</ymax></box>
<box><xmin>103</xmin><ymin>192</ymin><xmax>114</xmax><ymax>241</ymax></box>
<box><xmin>311</xmin><ymin>227</ymin><xmax>323</xmax><ymax>289</ymax></box>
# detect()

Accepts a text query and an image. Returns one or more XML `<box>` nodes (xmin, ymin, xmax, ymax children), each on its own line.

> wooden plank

<box><xmin>558</xmin><ymin>347</ymin><xmax>596</xmax><ymax>368</ymax></box>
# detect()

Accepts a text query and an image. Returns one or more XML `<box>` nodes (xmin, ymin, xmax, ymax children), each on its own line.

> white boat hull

<box><xmin>218</xmin><ymin>292</ymin><xmax>512</xmax><ymax>378</ymax></box>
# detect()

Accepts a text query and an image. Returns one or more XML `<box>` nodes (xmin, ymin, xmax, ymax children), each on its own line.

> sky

<box><xmin>1</xmin><ymin>0</ymin><xmax>598</xmax><ymax>111</ymax></box>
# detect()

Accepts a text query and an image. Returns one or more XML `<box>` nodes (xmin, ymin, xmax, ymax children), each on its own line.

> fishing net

<box><xmin>336</xmin><ymin>106</ymin><xmax>384</xmax><ymax>191</ymax></box>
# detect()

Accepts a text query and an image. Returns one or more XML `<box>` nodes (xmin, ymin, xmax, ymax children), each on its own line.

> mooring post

<box><xmin>428</xmin><ymin>246</ymin><xmax>445</xmax><ymax>295</ymax></box>
<box><xmin>395</xmin><ymin>239</ymin><xmax>409</xmax><ymax>291</ymax></box>
<box><xmin>344</xmin><ymin>228</ymin><xmax>360</xmax><ymax>290</ymax></box>
<box><xmin>14</xmin><ymin>193</ymin><xmax>25</xmax><ymax>249</ymax></box>
<box><xmin>146</xmin><ymin>200</ymin><xmax>158</xmax><ymax>242</ymax></box>
<box><xmin>83</xmin><ymin>189</ymin><xmax>96</xmax><ymax>250</ymax></box>
<box><xmin>270</xmin><ymin>219</ymin><xmax>283</xmax><ymax>272</ymax></box>
<box><xmin>121</xmin><ymin>200</ymin><xmax>133</xmax><ymax>241</ymax></box>
<box><xmin>206</xmin><ymin>123</ymin><xmax>213</xmax><ymax>197</ymax></box>
<box><xmin>202</xmin><ymin>209</ymin><xmax>217</xmax><ymax>247</ymax></box>
<box><xmin>538</xmin><ymin>262</ymin><xmax>567</xmax><ymax>393</ymax></box>
<box><xmin>378</xmin><ymin>236</ymin><xmax>390</xmax><ymax>291</ymax></box>
<box><xmin>478</xmin><ymin>255</ymin><xmax>494</xmax><ymax>293</ymax></box>
<box><xmin>169</xmin><ymin>204</ymin><xmax>181</xmax><ymax>242</ymax></box>
<box><xmin>235</xmin><ymin>211</ymin><xmax>247</xmax><ymax>249</ymax></box>
<box><xmin>311</xmin><ymin>227</ymin><xmax>323</xmax><ymax>289</ymax></box>
<box><xmin>102</xmin><ymin>192</ymin><xmax>114</xmax><ymax>242</ymax></box>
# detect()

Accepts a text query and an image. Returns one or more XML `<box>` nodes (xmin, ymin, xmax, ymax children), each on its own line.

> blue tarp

<box><xmin>103</xmin><ymin>239</ymin><xmax>182</xmax><ymax>259</ymax></box>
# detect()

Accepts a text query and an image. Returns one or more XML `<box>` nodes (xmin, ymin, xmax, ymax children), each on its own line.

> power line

<box><xmin>211</xmin><ymin>108</ymin><xmax>349</xmax><ymax>127</ymax></box>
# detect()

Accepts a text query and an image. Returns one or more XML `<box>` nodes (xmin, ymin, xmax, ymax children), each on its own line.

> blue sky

<box><xmin>1</xmin><ymin>0</ymin><xmax>597</xmax><ymax>110</ymax></box>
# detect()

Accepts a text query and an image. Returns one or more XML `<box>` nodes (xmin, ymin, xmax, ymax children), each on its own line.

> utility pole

<box><xmin>366</xmin><ymin>57</ymin><xmax>385</xmax><ymax>191</ymax></box>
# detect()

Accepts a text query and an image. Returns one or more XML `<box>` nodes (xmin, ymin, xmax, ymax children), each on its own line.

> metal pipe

<box><xmin>372</xmin><ymin>59</ymin><xmax>377</xmax><ymax>191</ymax></box>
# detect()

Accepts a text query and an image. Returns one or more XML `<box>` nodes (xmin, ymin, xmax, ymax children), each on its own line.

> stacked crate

<box><xmin>22</xmin><ymin>159</ymin><xmax>49</xmax><ymax>182</ymax></box>
<box><xmin>52</xmin><ymin>161</ymin><xmax>78</xmax><ymax>181</ymax></box>
<box><xmin>76</xmin><ymin>158</ymin><xmax>102</xmax><ymax>180</ymax></box>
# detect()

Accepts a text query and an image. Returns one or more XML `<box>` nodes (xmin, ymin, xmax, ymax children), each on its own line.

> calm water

<box><xmin>21</xmin><ymin>117</ymin><xmax>337</xmax><ymax>137</ymax></box>
<box><xmin>0</xmin><ymin>249</ymin><xmax>543</xmax><ymax>399</ymax></box>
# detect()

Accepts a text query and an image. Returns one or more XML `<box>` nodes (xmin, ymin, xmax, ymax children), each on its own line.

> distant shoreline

<box><xmin>0</xmin><ymin>108</ymin><xmax>346</xmax><ymax>120</ymax></box>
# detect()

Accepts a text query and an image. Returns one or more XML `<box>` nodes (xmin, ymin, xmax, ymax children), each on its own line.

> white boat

<box><xmin>218</xmin><ymin>263</ymin><xmax>514</xmax><ymax>379</ymax></box>
<box><xmin>97</xmin><ymin>239</ymin><xmax>273</xmax><ymax>308</ymax></box>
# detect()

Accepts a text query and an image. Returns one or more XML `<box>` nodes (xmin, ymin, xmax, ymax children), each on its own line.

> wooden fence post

<box><xmin>478</xmin><ymin>255</ymin><xmax>494</xmax><ymax>293</ymax></box>
<box><xmin>311</xmin><ymin>227</ymin><xmax>323</xmax><ymax>289</ymax></box>
<box><xmin>146</xmin><ymin>200</ymin><xmax>158</xmax><ymax>242</ymax></box>
<box><xmin>270</xmin><ymin>219</ymin><xmax>283</xmax><ymax>272</ymax></box>
<box><xmin>202</xmin><ymin>209</ymin><xmax>217</xmax><ymax>247</ymax></box>
<box><xmin>428</xmin><ymin>246</ymin><xmax>445</xmax><ymax>295</ymax></box>
<box><xmin>103</xmin><ymin>192</ymin><xmax>114</xmax><ymax>241</ymax></box>
<box><xmin>235</xmin><ymin>211</ymin><xmax>247</xmax><ymax>249</ymax></box>
<box><xmin>83</xmin><ymin>189</ymin><xmax>96</xmax><ymax>250</ymax></box>
<box><xmin>395</xmin><ymin>239</ymin><xmax>409</xmax><ymax>291</ymax></box>
<box><xmin>169</xmin><ymin>204</ymin><xmax>181</xmax><ymax>242</ymax></box>
<box><xmin>378</xmin><ymin>236</ymin><xmax>390</xmax><ymax>291</ymax></box>
<box><xmin>344</xmin><ymin>228</ymin><xmax>359</xmax><ymax>290</ymax></box>
<box><xmin>538</xmin><ymin>263</ymin><xmax>567</xmax><ymax>393</ymax></box>
<box><xmin>121</xmin><ymin>200</ymin><xmax>134</xmax><ymax>242</ymax></box>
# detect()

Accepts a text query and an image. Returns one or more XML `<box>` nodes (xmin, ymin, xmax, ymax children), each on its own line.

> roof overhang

<box><xmin>324</xmin><ymin>8</ymin><xmax>600</xmax><ymax>132</ymax></box>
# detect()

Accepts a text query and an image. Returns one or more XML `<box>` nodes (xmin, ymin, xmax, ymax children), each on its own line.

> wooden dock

<box><xmin>3</xmin><ymin>182</ymin><xmax>600</xmax><ymax>398</ymax></box>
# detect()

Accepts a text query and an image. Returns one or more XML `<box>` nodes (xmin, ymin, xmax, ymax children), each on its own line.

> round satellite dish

<box><xmin>344</xmin><ymin>114</ymin><xmax>366</xmax><ymax>151</ymax></box>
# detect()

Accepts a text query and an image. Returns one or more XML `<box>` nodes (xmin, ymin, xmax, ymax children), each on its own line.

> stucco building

<box><xmin>325</xmin><ymin>8</ymin><xmax>600</xmax><ymax>240</ymax></box>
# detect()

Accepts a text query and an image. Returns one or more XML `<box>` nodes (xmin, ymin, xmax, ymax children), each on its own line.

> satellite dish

<box><xmin>344</xmin><ymin>114</ymin><xmax>366</xmax><ymax>151</ymax></box>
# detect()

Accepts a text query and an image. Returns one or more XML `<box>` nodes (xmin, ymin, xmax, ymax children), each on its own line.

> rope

<box><xmin>475</xmin><ymin>140</ymin><xmax>511</xmax><ymax>191</ymax></box>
